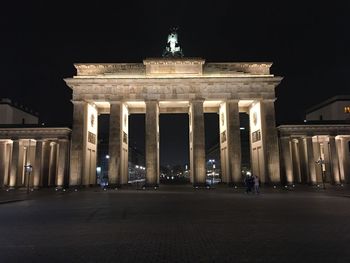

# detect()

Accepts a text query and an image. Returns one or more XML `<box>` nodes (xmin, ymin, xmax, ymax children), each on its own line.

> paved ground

<box><xmin>1</xmin><ymin>184</ymin><xmax>350</xmax><ymax>263</ymax></box>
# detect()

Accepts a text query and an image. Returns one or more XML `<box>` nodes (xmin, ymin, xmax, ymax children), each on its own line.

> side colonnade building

<box><xmin>0</xmin><ymin>128</ymin><xmax>70</xmax><ymax>189</ymax></box>
<box><xmin>278</xmin><ymin>125</ymin><xmax>350</xmax><ymax>185</ymax></box>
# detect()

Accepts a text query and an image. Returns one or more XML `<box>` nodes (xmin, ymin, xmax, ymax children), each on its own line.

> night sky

<box><xmin>1</xmin><ymin>1</ymin><xmax>349</xmax><ymax>166</ymax></box>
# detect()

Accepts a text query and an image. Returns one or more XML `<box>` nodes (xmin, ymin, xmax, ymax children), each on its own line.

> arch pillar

<box><xmin>145</xmin><ymin>100</ymin><xmax>159</xmax><ymax>187</ymax></box>
<box><xmin>108</xmin><ymin>101</ymin><xmax>129</xmax><ymax>186</ymax></box>
<box><xmin>69</xmin><ymin>101</ymin><xmax>98</xmax><ymax>187</ymax></box>
<box><xmin>189</xmin><ymin>100</ymin><xmax>206</xmax><ymax>186</ymax></box>
<box><xmin>219</xmin><ymin>100</ymin><xmax>241</xmax><ymax>185</ymax></box>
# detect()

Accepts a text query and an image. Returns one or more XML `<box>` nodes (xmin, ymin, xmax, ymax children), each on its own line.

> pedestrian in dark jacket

<box><xmin>244</xmin><ymin>174</ymin><xmax>253</xmax><ymax>194</ymax></box>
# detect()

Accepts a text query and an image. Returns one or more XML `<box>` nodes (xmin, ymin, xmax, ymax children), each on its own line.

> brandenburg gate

<box><xmin>64</xmin><ymin>58</ymin><xmax>283</xmax><ymax>187</ymax></box>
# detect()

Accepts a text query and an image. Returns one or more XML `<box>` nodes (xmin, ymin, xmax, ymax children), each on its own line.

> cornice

<box><xmin>0</xmin><ymin>127</ymin><xmax>71</xmax><ymax>140</ymax></box>
<box><xmin>277</xmin><ymin>125</ymin><xmax>350</xmax><ymax>136</ymax></box>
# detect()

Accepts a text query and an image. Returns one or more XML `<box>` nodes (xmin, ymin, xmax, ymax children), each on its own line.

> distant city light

<box><xmin>105</xmin><ymin>155</ymin><xmax>110</xmax><ymax>159</ymax></box>
<box><xmin>240</xmin><ymin>127</ymin><xmax>245</xmax><ymax>130</ymax></box>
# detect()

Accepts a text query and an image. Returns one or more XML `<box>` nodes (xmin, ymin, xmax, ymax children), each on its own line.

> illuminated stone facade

<box><xmin>0</xmin><ymin>128</ymin><xmax>70</xmax><ymax>188</ymax></box>
<box><xmin>278</xmin><ymin>125</ymin><xmax>350</xmax><ymax>185</ymax></box>
<box><xmin>64</xmin><ymin>58</ymin><xmax>282</xmax><ymax>186</ymax></box>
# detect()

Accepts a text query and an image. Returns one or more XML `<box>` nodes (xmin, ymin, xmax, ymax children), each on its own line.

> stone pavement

<box><xmin>1</xmin><ymin>184</ymin><xmax>350</xmax><ymax>262</ymax></box>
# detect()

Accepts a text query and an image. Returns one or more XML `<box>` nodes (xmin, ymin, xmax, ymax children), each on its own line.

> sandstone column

<box><xmin>219</xmin><ymin>100</ymin><xmax>241</xmax><ymax>184</ymax></box>
<box><xmin>108</xmin><ymin>102</ymin><xmax>129</xmax><ymax>186</ymax></box>
<box><xmin>189</xmin><ymin>100</ymin><xmax>206</xmax><ymax>186</ymax></box>
<box><xmin>48</xmin><ymin>142</ymin><xmax>58</xmax><ymax>186</ymax></box>
<box><xmin>0</xmin><ymin>141</ymin><xmax>7</xmax><ymax>187</ymax></box>
<box><xmin>145</xmin><ymin>100</ymin><xmax>159</xmax><ymax>186</ymax></box>
<box><xmin>340</xmin><ymin>138</ymin><xmax>350</xmax><ymax>183</ymax></box>
<box><xmin>3</xmin><ymin>142</ymin><xmax>12</xmax><ymax>186</ymax></box>
<box><xmin>261</xmin><ymin>100</ymin><xmax>280</xmax><ymax>183</ymax></box>
<box><xmin>336</xmin><ymin>138</ymin><xmax>345</xmax><ymax>182</ymax></box>
<box><xmin>33</xmin><ymin>139</ymin><xmax>45</xmax><ymax>189</ymax></box>
<box><xmin>298</xmin><ymin>138</ymin><xmax>308</xmax><ymax>183</ymax></box>
<box><xmin>9</xmin><ymin>140</ymin><xmax>20</xmax><ymax>188</ymax></box>
<box><xmin>280</xmin><ymin>136</ymin><xmax>293</xmax><ymax>184</ymax></box>
<box><xmin>329</xmin><ymin>136</ymin><xmax>341</xmax><ymax>184</ymax></box>
<box><xmin>56</xmin><ymin>139</ymin><xmax>69</xmax><ymax>188</ymax></box>
<box><xmin>69</xmin><ymin>101</ymin><xmax>86</xmax><ymax>186</ymax></box>
<box><xmin>291</xmin><ymin>139</ymin><xmax>301</xmax><ymax>183</ymax></box>
<box><xmin>305</xmin><ymin>136</ymin><xmax>317</xmax><ymax>184</ymax></box>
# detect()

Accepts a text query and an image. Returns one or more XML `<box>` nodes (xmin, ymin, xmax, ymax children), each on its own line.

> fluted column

<box><xmin>329</xmin><ymin>136</ymin><xmax>341</xmax><ymax>184</ymax></box>
<box><xmin>145</xmin><ymin>100</ymin><xmax>159</xmax><ymax>186</ymax></box>
<box><xmin>291</xmin><ymin>139</ymin><xmax>301</xmax><ymax>183</ymax></box>
<box><xmin>108</xmin><ymin>102</ymin><xmax>129</xmax><ymax>186</ymax></box>
<box><xmin>261</xmin><ymin>100</ymin><xmax>280</xmax><ymax>183</ymax></box>
<box><xmin>69</xmin><ymin>101</ymin><xmax>86</xmax><ymax>186</ymax></box>
<box><xmin>0</xmin><ymin>141</ymin><xmax>7</xmax><ymax>187</ymax></box>
<box><xmin>280</xmin><ymin>136</ymin><xmax>293</xmax><ymax>184</ymax></box>
<box><xmin>227</xmin><ymin>100</ymin><xmax>241</xmax><ymax>184</ymax></box>
<box><xmin>340</xmin><ymin>138</ymin><xmax>350</xmax><ymax>183</ymax></box>
<box><xmin>189</xmin><ymin>100</ymin><xmax>206</xmax><ymax>186</ymax></box>
<box><xmin>305</xmin><ymin>136</ymin><xmax>317</xmax><ymax>184</ymax></box>
<box><xmin>48</xmin><ymin>142</ymin><xmax>58</xmax><ymax>186</ymax></box>
<box><xmin>298</xmin><ymin>138</ymin><xmax>308</xmax><ymax>183</ymax></box>
<box><xmin>3</xmin><ymin>142</ymin><xmax>12</xmax><ymax>186</ymax></box>
<box><xmin>56</xmin><ymin>139</ymin><xmax>69</xmax><ymax>188</ymax></box>
<box><xmin>9</xmin><ymin>140</ymin><xmax>20</xmax><ymax>188</ymax></box>
<box><xmin>33</xmin><ymin>140</ymin><xmax>45</xmax><ymax>188</ymax></box>
<box><xmin>219</xmin><ymin>100</ymin><xmax>241</xmax><ymax>184</ymax></box>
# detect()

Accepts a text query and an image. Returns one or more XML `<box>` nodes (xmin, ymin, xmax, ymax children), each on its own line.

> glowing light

<box><xmin>105</xmin><ymin>155</ymin><xmax>110</xmax><ymax>159</ymax></box>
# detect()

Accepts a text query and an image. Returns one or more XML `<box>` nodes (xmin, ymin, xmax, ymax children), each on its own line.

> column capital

<box><xmin>226</xmin><ymin>99</ymin><xmax>239</xmax><ymax>103</ymax></box>
<box><xmin>145</xmin><ymin>99</ymin><xmax>159</xmax><ymax>103</ymax></box>
<box><xmin>109</xmin><ymin>101</ymin><xmax>122</xmax><ymax>105</ymax></box>
<box><xmin>58</xmin><ymin>138</ymin><xmax>70</xmax><ymax>143</ymax></box>
<box><xmin>190</xmin><ymin>98</ymin><xmax>205</xmax><ymax>103</ymax></box>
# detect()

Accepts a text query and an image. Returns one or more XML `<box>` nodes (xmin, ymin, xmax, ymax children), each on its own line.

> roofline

<box><xmin>305</xmin><ymin>95</ymin><xmax>350</xmax><ymax>114</ymax></box>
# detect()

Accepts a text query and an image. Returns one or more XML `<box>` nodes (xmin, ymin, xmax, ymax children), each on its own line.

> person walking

<box><xmin>253</xmin><ymin>174</ymin><xmax>260</xmax><ymax>194</ymax></box>
<box><xmin>244</xmin><ymin>174</ymin><xmax>253</xmax><ymax>194</ymax></box>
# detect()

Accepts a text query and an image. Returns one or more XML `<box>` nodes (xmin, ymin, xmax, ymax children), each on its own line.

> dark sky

<box><xmin>1</xmin><ymin>1</ymin><xmax>349</xmax><ymax>165</ymax></box>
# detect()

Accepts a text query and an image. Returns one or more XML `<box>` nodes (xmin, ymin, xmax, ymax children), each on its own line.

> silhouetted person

<box><xmin>253</xmin><ymin>174</ymin><xmax>260</xmax><ymax>194</ymax></box>
<box><xmin>244</xmin><ymin>174</ymin><xmax>253</xmax><ymax>194</ymax></box>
